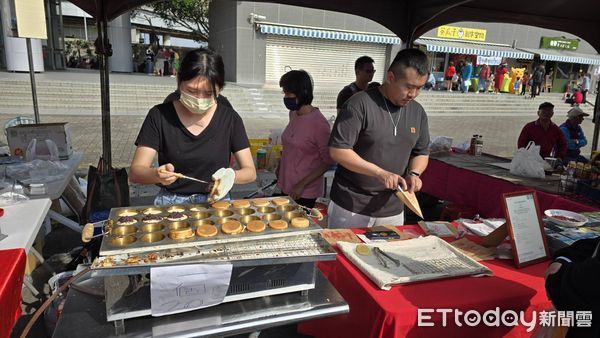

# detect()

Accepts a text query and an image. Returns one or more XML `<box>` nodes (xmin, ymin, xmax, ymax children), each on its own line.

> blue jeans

<box><xmin>478</xmin><ymin>79</ymin><xmax>488</xmax><ymax>92</ymax></box>
<box><xmin>153</xmin><ymin>188</ymin><xmax>231</xmax><ymax>206</ymax></box>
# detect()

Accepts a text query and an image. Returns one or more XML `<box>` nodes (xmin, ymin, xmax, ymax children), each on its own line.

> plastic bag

<box><xmin>26</xmin><ymin>138</ymin><xmax>60</xmax><ymax>162</ymax></box>
<box><xmin>452</xmin><ymin>140</ymin><xmax>471</xmax><ymax>154</ymax></box>
<box><xmin>430</xmin><ymin>136</ymin><xmax>453</xmax><ymax>153</ymax></box>
<box><xmin>509</xmin><ymin>141</ymin><xmax>551</xmax><ymax>179</ymax></box>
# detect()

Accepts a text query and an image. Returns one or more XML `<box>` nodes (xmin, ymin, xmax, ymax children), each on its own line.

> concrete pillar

<box><xmin>163</xmin><ymin>34</ymin><xmax>171</xmax><ymax>46</ymax></box>
<box><xmin>209</xmin><ymin>0</ymin><xmax>237</xmax><ymax>82</ymax></box>
<box><xmin>108</xmin><ymin>12</ymin><xmax>132</xmax><ymax>73</ymax></box>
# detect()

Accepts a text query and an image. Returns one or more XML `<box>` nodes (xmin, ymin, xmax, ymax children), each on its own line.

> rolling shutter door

<box><xmin>266</xmin><ymin>35</ymin><xmax>387</xmax><ymax>85</ymax></box>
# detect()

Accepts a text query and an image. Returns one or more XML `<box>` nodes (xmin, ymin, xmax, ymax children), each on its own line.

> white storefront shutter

<box><xmin>266</xmin><ymin>35</ymin><xmax>388</xmax><ymax>86</ymax></box>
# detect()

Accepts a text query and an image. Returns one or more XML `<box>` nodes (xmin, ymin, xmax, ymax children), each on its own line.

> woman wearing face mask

<box><xmin>277</xmin><ymin>70</ymin><xmax>335</xmax><ymax>208</ymax></box>
<box><xmin>130</xmin><ymin>48</ymin><xmax>256</xmax><ymax>205</ymax></box>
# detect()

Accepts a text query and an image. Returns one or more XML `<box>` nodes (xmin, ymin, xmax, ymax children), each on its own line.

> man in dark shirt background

<box><xmin>336</xmin><ymin>56</ymin><xmax>376</xmax><ymax>112</ymax></box>
<box><xmin>517</xmin><ymin>102</ymin><xmax>567</xmax><ymax>159</ymax></box>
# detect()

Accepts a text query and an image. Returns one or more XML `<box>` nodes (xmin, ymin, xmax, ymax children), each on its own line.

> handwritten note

<box><xmin>151</xmin><ymin>263</ymin><xmax>233</xmax><ymax>316</ymax></box>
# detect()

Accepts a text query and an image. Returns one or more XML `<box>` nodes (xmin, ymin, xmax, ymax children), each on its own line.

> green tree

<box><xmin>141</xmin><ymin>0</ymin><xmax>210</xmax><ymax>43</ymax></box>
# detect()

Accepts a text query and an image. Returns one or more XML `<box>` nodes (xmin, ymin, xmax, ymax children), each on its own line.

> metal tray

<box><xmin>99</xmin><ymin>198</ymin><xmax>322</xmax><ymax>255</ymax></box>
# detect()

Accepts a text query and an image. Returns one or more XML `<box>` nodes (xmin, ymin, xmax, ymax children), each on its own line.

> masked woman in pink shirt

<box><xmin>277</xmin><ymin>70</ymin><xmax>335</xmax><ymax>208</ymax></box>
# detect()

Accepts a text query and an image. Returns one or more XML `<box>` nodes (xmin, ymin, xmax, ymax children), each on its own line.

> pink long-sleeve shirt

<box><xmin>278</xmin><ymin>108</ymin><xmax>335</xmax><ymax>199</ymax></box>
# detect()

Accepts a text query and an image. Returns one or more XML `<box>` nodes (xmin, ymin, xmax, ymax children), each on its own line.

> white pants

<box><xmin>327</xmin><ymin>201</ymin><xmax>404</xmax><ymax>228</ymax></box>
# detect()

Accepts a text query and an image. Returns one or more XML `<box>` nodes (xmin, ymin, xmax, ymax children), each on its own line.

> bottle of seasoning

<box><xmin>470</xmin><ymin>135</ymin><xmax>478</xmax><ymax>155</ymax></box>
<box><xmin>475</xmin><ymin>135</ymin><xmax>483</xmax><ymax>157</ymax></box>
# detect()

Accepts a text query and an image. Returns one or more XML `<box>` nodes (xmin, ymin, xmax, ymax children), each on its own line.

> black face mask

<box><xmin>283</xmin><ymin>97</ymin><xmax>299</xmax><ymax>111</ymax></box>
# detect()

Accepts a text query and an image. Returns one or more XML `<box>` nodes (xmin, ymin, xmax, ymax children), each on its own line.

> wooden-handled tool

<box><xmin>394</xmin><ymin>185</ymin><xmax>424</xmax><ymax>219</ymax></box>
<box><xmin>159</xmin><ymin>169</ymin><xmax>208</xmax><ymax>184</ymax></box>
<box><xmin>81</xmin><ymin>221</ymin><xmax>105</xmax><ymax>243</ymax></box>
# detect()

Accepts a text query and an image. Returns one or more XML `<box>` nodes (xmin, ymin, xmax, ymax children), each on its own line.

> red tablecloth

<box><xmin>299</xmin><ymin>227</ymin><xmax>553</xmax><ymax>338</ymax></box>
<box><xmin>421</xmin><ymin>158</ymin><xmax>596</xmax><ymax>217</ymax></box>
<box><xmin>0</xmin><ymin>248</ymin><xmax>25</xmax><ymax>338</ymax></box>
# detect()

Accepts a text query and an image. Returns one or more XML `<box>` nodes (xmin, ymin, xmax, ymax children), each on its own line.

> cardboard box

<box><xmin>7</xmin><ymin>122</ymin><xmax>73</xmax><ymax>159</ymax></box>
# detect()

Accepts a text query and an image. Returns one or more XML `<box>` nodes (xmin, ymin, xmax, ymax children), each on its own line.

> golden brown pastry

<box><xmin>232</xmin><ymin>199</ymin><xmax>251</xmax><ymax>209</ymax></box>
<box><xmin>246</xmin><ymin>220</ymin><xmax>266</xmax><ymax>233</ymax></box>
<box><xmin>251</xmin><ymin>198</ymin><xmax>270</xmax><ymax>207</ymax></box>
<box><xmin>196</xmin><ymin>224</ymin><xmax>218</xmax><ymax>237</ymax></box>
<box><xmin>272</xmin><ymin>197</ymin><xmax>290</xmax><ymax>206</ymax></box>
<box><xmin>169</xmin><ymin>227</ymin><xmax>194</xmax><ymax>240</ymax></box>
<box><xmin>212</xmin><ymin>201</ymin><xmax>231</xmax><ymax>210</ymax></box>
<box><xmin>269</xmin><ymin>219</ymin><xmax>288</xmax><ymax>230</ymax></box>
<box><xmin>291</xmin><ymin>217</ymin><xmax>310</xmax><ymax>228</ymax></box>
<box><xmin>221</xmin><ymin>220</ymin><xmax>243</xmax><ymax>234</ymax></box>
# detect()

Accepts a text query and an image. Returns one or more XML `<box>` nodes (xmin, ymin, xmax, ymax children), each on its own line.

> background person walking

<box><xmin>530</xmin><ymin>64</ymin><xmax>545</xmax><ymax>99</ymax></box>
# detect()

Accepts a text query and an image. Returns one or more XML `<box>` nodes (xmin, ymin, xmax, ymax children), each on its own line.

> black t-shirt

<box><xmin>336</xmin><ymin>83</ymin><xmax>360</xmax><ymax>109</ymax></box>
<box><xmin>135</xmin><ymin>102</ymin><xmax>250</xmax><ymax>194</ymax></box>
<box><xmin>329</xmin><ymin>87</ymin><xmax>430</xmax><ymax>217</ymax></box>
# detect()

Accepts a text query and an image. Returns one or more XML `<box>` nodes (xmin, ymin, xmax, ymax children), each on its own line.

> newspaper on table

<box><xmin>337</xmin><ymin>236</ymin><xmax>492</xmax><ymax>290</ymax></box>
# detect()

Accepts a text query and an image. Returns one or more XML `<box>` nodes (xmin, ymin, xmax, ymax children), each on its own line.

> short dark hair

<box><xmin>178</xmin><ymin>48</ymin><xmax>225</xmax><ymax>99</ymax></box>
<box><xmin>538</xmin><ymin>102</ymin><xmax>554</xmax><ymax>110</ymax></box>
<box><xmin>388</xmin><ymin>48</ymin><xmax>429</xmax><ymax>78</ymax></box>
<box><xmin>279</xmin><ymin>70</ymin><xmax>314</xmax><ymax>106</ymax></box>
<box><xmin>355</xmin><ymin>56</ymin><xmax>374</xmax><ymax>71</ymax></box>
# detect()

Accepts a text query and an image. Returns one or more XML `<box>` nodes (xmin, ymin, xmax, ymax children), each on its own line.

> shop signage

<box><xmin>437</xmin><ymin>25</ymin><xmax>486</xmax><ymax>42</ymax></box>
<box><xmin>540</xmin><ymin>37</ymin><xmax>579</xmax><ymax>50</ymax></box>
<box><xmin>476</xmin><ymin>55</ymin><xmax>503</xmax><ymax>66</ymax></box>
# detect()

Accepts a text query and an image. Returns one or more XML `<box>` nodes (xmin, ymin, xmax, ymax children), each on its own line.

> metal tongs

<box><xmin>372</xmin><ymin>247</ymin><xmax>401</xmax><ymax>269</ymax></box>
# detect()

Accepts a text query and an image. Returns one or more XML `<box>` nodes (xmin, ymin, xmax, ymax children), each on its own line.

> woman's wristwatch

<box><xmin>408</xmin><ymin>171</ymin><xmax>421</xmax><ymax>177</ymax></box>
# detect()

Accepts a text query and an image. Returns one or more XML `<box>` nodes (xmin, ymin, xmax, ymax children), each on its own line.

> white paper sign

<box><xmin>505</xmin><ymin>194</ymin><xmax>547</xmax><ymax>263</ymax></box>
<box><xmin>151</xmin><ymin>263</ymin><xmax>233</xmax><ymax>316</ymax></box>
<box><xmin>476</xmin><ymin>55</ymin><xmax>503</xmax><ymax>66</ymax></box>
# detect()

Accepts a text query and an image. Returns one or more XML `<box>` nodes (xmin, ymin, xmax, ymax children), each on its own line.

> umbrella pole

<box><xmin>25</xmin><ymin>38</ymin><xmax>40</xmax><ymax>123</ymax></box>
<box><xmin>592</xmin><ymin>80</ymin><xmax>600</xmax><ymax>153</ymax></box>
<box><xmin>95</xmin><ymin>0</ymin><xmax>112</xmax><ymax>168</ymax></box>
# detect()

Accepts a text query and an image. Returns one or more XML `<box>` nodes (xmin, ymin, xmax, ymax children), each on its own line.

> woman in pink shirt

<box><xmin>277</xmin><ymin>70</ymin><xmax>335</xmax><ymax>208</ymax></box>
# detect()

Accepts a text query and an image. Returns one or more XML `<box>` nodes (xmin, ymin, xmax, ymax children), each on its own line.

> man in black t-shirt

<box><xmin>328</xmin><ymin>49</ymin><xmax>430</xmax><ymax>228</ymax></box>
<box><xmin>336</xmin><ymin>56</ymin><xmax>376</xmax><ymax>112</ymax></box>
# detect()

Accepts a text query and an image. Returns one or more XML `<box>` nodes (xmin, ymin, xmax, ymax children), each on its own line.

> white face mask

<box><xmin>180</xmin><ymin>90</ymin><xmax>216</xmax><ymax>115</ymax></box>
